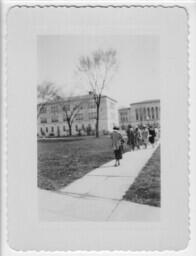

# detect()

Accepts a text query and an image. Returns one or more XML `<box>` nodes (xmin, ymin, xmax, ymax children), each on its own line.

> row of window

<box><xmin>135</xmin><ymin>106</ymin><xmax>160</xmax><ymax>121</ymax></box>
<box><xmin>39</xmin><ymin>123</ymin><xmax>96</xmax><ymax>135</ymax></box>
<box><xmin>40</xmin><ymin>126</ymin><xmax>66</xmax><ymax>135</ymax></box>
<box><xmin>40</xmin><ymin>102</ymin><xmax>98</xmax><ymax>114</ymax></box>
<box><xmin>120</xmin><ymin>112</ymin><xmax>129</xmax><ymax>123</ymax></box>
<box><xmin>75</xmin><ymin>113</ymin><xmax>83</xmax><ymax>121</ymax></box>
<box><xmin>40</xmin><ymin>112</ymin><xmax>97</xmax><ymax>123</ymax></box>
<box><xmin>40</xmin><ymin>116</ymin><xmax>58</xmax><ymax>123</ymax></box>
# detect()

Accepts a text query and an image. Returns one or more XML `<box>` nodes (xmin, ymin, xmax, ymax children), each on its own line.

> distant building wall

<box><xmin>37</xmin><ymin>94</ymin><xmax>118</xmax><ymax>137</ymax></box>
<box><xmin>118</xmin><ymin>100</ymin><xmax>160</xmax><ymax>129</ymax></box>
<box><xmin>107</xmin><ymin>98</ymin><xmax>119</xmax><ymax>131</ymax></box>
<box><xmin>118</xmin><ymin>108</ymin><xmax>131</xmax><ymax>129</ymax></box>
<box><xmin>130</xmin><ymin>100</ymin><xmax>160</xmax><ymax>127</ymax></box>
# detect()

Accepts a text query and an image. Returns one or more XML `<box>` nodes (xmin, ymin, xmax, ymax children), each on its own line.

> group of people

<box><xmin>111</xmin><ymin>125</ymin><xmax>159</xmax><ymax>167</ymax></box>
<box><xmin>127</xmin><ymin>125</ymin><xmax>159</xmax><ymax>151</ymax></box>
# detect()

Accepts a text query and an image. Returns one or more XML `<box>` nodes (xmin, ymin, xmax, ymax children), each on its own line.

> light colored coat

<box><xmin>111</xmin><ymin>130</ymin><xmax>123</xmax><ymax>150</ymax></box>
<box><xmin>142</xmin><ymin>128</ymin><xmax>149</xmax><ymax>144</ymax></box>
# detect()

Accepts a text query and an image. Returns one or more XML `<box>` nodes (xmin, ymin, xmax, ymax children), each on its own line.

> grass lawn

<box><xmin>38</xmin><ymin>136</ymin><xmax>116</xmax><ymax>191</ymax></box>
<box><xmin>123</xmin><ymin>146</ymin><xmax>161</xmax><ymax>207</ymax></box>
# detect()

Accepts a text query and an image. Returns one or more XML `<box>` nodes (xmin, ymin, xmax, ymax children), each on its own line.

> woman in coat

<box><xmin>127</xmin><ymin>125</ymin><xmax>135</xmax><ymax>151</ymax></box>
<box><xmin>134</xmin><ymin>127</ymin><xmax>142</xmax><ymax>150</ymax></box>
<box><xmin>111</xmin><ymin>126</ymin><xmax>123</xmax><ymax>166</ymax></box>
<box><xmin>148</xmin><ymin>126</ymin><xmax>156</xmax><ymax>147</ymax></box>
<box><xmin>141</xmin><ymin>126</ymin><xmax>149</xmax><ymax>149</ymax></box>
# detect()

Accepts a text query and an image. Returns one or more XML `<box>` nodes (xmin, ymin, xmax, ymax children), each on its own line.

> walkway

<box><xmin>39</xmin><ymin>144</ymin><xmax>160</xmax><ymax>221</ymax></box>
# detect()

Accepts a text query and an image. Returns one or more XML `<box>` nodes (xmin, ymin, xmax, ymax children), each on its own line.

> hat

<box><xmin>113</xmin><ymin>126</ymin><xmax>119</xmax><ymax>130</ymax></box>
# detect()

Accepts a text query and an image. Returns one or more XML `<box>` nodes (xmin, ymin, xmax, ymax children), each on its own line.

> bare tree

<box><xmin>37</xmin><ymin>82</ymin><xmax>60</xmax><ymax>119</ymax></box>
<box><xmin>62</xmin><ymin>97</ymin><xmax>83</xmax><ymax>136</ymax></box>
<box><xmin>77</xmin><ymin>49</ymin><xmax>118</xmax><ymax>137</ymax></box>
<box><xmin>37</xmin><ymin>81</ymin><xmax>83</xmax><ymax>136</ymax></box>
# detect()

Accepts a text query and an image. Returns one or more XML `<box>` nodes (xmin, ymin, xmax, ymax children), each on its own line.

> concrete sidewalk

<box><xmin>39</xmin><ymin>144</ymin><xmax>160</xmax><ymax>221</ymax></box>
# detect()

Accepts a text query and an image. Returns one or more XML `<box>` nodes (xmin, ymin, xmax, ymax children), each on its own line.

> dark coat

<box><xmin>127</xmin><ymin>129</ymin><xmax>135</xmax><ymax>145</ymax></box>
<box><xmin>149</xmin><ymin>128</ymin><xmax>156</xmax><ymax>144</ymax></box>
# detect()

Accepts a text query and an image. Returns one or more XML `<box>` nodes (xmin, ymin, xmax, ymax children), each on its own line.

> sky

<box><xmin>38</xmin><ymin>34</ymin><xmax>160</xmax><ymax>107</ymax></box>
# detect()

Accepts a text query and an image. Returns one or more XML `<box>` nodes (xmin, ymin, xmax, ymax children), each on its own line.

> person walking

<box><xmin>127</xmin><ymin>125</ymin><xmax>135</xmax><ymax>151</ymax></box>
<box><xmin>148</xmin><ymin>125</ymin><xmax>156</xmax><ymax>147</ymax></box>
<box><xmin>111</xmin><ymin>126</ymin><xmax>123</xmax><ymax>167</ymax></box>
<box><xmin>141</xmin><ymin>125</ymin><xmax>149</xmax><ymax>149</ymax></box>
<box><xmin>134</xmin><ymin>126</ymin><xmax>141</xmax><ymax>150</ymax></box>
<box><xmin>154</xmin><ymin>126</ymin><xmax>159</xmax><ymax>143</ymax></box>
<box><xmin>126</xmin><ymin>125</ymin><xmax>131</xmax><ymax>146</ymax></box>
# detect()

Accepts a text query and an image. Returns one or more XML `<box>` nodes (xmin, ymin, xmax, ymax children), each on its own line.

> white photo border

<box><xmin>3</xmin><ymin>3</ymin><xmax>190</xmax><ymax>252</ymax></box>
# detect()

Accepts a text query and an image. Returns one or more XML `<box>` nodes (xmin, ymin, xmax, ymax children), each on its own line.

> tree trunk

<box><xmin>95</xmin><ymin>103</ymin><xmax>100</xmax><ymax>138</ymax></box>
<box><xmin>68</xmin><ymin>122</ymin><xmax>72</xmax><ymax>136</ymax></box>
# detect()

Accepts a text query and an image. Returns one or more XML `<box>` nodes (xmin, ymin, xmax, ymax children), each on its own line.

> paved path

<box><xmin>39</xmin><ymin>144</ymin><xmax>160</xmax><ymax>221</ymax></box>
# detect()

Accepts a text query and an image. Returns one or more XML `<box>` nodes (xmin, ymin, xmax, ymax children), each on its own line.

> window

<box><xmin>80</xmin><ymin>104</ymin><xmax>84</xmax><ymax>110</ymax></box>
<box><xmin>156</xmin><ymin>106</ymin><xmax>159</xmax><ymax>119</ymax></box>
<box><xmin>40</xmin><ymin>117</ymin><xmax>47</xmax><ymax>123</ymax></box>
<box><xmin>51</xmin><ymin>127</ymin><xmax>54</xmax><ymax>132</ymax></box>
<box><xmin>143</xmin><ymin>108</ymin><xmax>146</xmax><ymax>120</ymax></box>
<box><xmin>75</xmin><ymin>124</ymin><xmax>78</xmax><ymax>131</ymax></box>
<box><xmin>151</xmin><ymin>107</ymin><xmax>155</xmax><ymax>120</ymax></box>
<box><xmin>88</xmin><ymin>101</ymin><xmax>96</xmax><ymax>109</ymax></box>
<box><xmin>46</xmin><ymin>127</ymin><xmax>48</xmax><ymax>132</ymax></box>
<box><xmin>147</xmin><ymin>108</ymin><xmax>151</xmax><ymax>120</ymax></box>
<box><xmin>88</xmin><ymin>112</ymin><xmax>97</xmax><ymax>120</ymax></box>
<box><xmin>63</xmin><ymin>126</ymin><xmax>66</xmax><ymax>131</ymax></box>
<box><xmin>51</xmin><ymin>115</ymin><xmax>58</xmax><ymax>123</ymax></box>
<box><xmin>75</xmin><ymin>113</ymin><xmax>83</xmax><ymax>121</ymax></box>
<box><xmin>40</xmin><ymin>105</ymin><xmax>47</xmax><ymax>114</ymax></box>
<box><xmin>139</xmin><ymin>108</ymin><xmax>143</xmax><ymax>121</ymax></box>
<box><xmin>51</xmin><ymin>105</ymin><xmax>59</xmax><ymax>113</ymax></box>
<box><xmin>63</xmin><ymin>104</ymin><xmax>70</xmax><ymax>111</ymax></box>
<box><xmin>135</xmin><ymin>109</ymin><xmax>139</xmax><ymax>121</ymax></box>
<box><xmin>57</xmin><ymin>126</ymin><xmax>60</xmax><ymax>136</ymax></box>
<box><xmin>121</xmin><ymin>112</ymin><xmax>128</xmax><ymax>122</ymax></box>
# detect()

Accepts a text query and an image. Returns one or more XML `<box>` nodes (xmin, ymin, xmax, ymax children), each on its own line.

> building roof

<box><xmin>118</xmin><ymin>107</ymin><xmax>131</xmax><ymax>111</ymax></box>
<box><xmin>130</xmin><ymin>99</ymin><xmax>160</xmax><ymax>106</ymax></box>
<box><xmin>103</xmin><ymin>95</ymin><xmax>117</xmax><ymax>103</ymax></box>
<box><xmin>37</xmin><ymin>94</ymin><xmax>117</xmax><ymax>106</ymax></box>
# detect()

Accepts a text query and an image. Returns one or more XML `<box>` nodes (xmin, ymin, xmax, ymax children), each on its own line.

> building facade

<box><xmin>37</xmin><ymin>94</ymin><xmax>118</xmax><ymax>137</ymax></box>
<box><xmin>130</xmin><ymin>99</ymin><xmax>160</xmax><ymax>127</ymax></box>
<box><xmin>118</xmin><ymin>107</ymin><xmax>131</xmax><ymax>129</ymax></box>
<box><xmin>119</xmin><ymin>99</ymin><xmax>160</xmax><ymax>129</ymax></box>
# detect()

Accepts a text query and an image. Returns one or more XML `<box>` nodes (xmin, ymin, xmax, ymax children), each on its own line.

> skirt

<box><xmin>114</xmin><ymin>147</ymin><xmax>122</xmax><ymax>160</ymax></box>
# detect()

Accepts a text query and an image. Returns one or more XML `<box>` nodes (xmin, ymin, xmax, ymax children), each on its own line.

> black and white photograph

<box><xmin>37</xmin><ymin>34</ymin><xmax>161</xmax><ymax>221</ymax></box>
<box><xmin>7</xmin><ymin>5</ymin><xmax>189</xmax><ymax>251</ymax></box>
